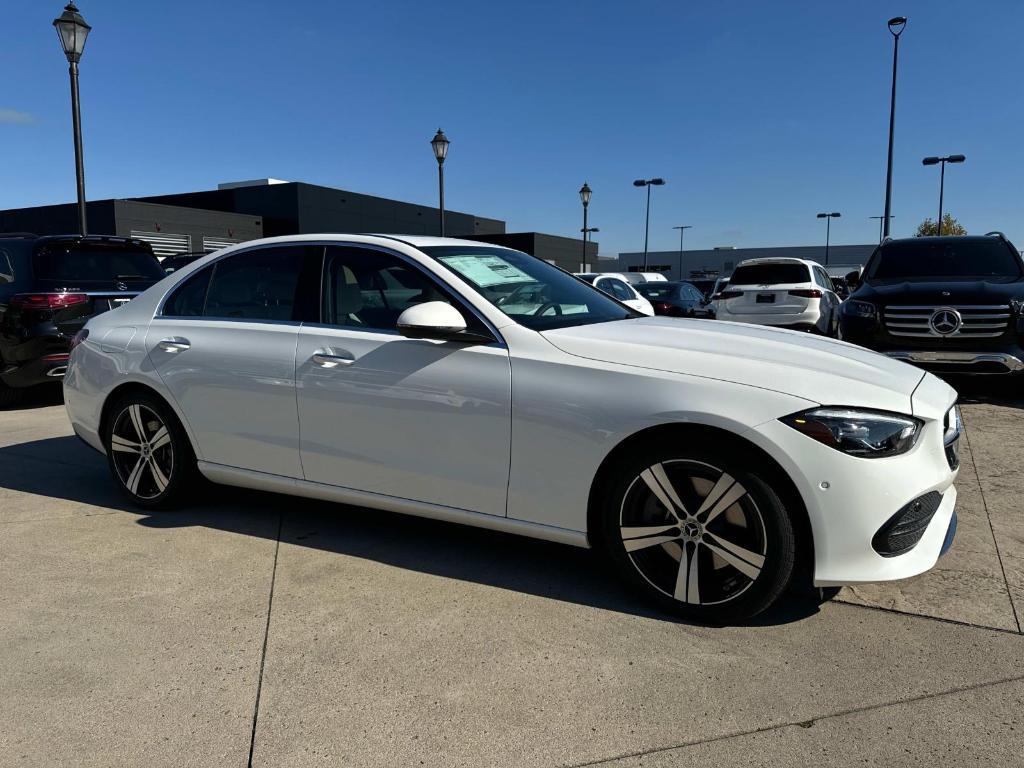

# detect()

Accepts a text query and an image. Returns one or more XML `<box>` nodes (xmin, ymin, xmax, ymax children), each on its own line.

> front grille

<box><xmin>872</xmin><ymin>491</ymin><xmax>943</xmax><ymax>557</ymax></box>
<box><xmin>883</xmin><ymin>304</ymin><xmax>1011</xmax><ymax>338</ymax></box>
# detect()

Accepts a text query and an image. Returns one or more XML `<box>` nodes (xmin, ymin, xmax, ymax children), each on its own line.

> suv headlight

<box><xmin>780</xmin><ymin>407</ymin><xmax>922</xmax><ymax>458</ymax></box>
<box><xmin>842</xmin><ymin>300</ymin><xmax>876</xmax><ymax>318</ymax></box>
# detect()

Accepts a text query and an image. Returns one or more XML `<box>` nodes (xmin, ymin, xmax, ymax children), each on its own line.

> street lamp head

<box><xmin>633</xmin><ymin>179</ymin><xmax>647</xmax><ymax>187</ymax></box>
<box><xmin>650</xmin><ymin>178</ymin><xmax>666</xmax><ymax>186</ymax></box>
<box><xmin>922</xmin><ymin>156</ymin><xmax>940</xmax><ymax>165</ymax></box>
<box><xmin>888</xmin><ymin>16</ymin><xmax>907</xmax><ymax>37</ymax></box>
<box><xmin>831</xmin><ymin>212</ymin><xmax>841</xmax><ymax>218</ymax></box>
<box><xmin>579</xmin><ymin>182</ymin><xmax>592</xmax><ymax>207</ymax></box>
<box><xmin>53</xmin><ymin>2</ymin><xmax>91</xmax><ymax>63</ymax></box>
<box><xmin>430</xmin><ymin>128</ymin><xmax>449</xmax><ymax>165</ymax></box>
<box><xmin>948</xmin><ymin>154</ymin><xmax>966</xmax><ymax>163</ymax></box>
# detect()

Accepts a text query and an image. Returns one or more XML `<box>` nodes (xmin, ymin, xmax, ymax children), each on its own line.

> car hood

<box><xmin>541</xmin><ymin>317</ymin><xmax>926</xmax><ymax>415</ymax></box>
<box><xmin>855</xmin><ymin>279</ymin><xmax>1024</xmax><ymax>305</ymax></box>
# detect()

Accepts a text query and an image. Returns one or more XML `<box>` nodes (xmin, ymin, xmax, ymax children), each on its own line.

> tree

<box><xmin>916</xmin><ymin>214</ymin><xmax>966</xmax><ymax>237</ymax></box>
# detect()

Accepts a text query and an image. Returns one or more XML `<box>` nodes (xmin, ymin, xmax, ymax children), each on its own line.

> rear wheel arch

<box><xmin>99</xmin><ymin>381</ymin><xmax>199</xmax><ymax>459</ymax></box>
<box><xmin>586</xmin><ymin>422</ymin><xmax>815</xmax><ymax>588</ymax></box>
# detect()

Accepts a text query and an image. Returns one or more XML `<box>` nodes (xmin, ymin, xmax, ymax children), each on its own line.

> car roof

<box><xmin>882</xmin><ymin>234</ymin><xmax>1005</xmax><ymax>245</ymax></box>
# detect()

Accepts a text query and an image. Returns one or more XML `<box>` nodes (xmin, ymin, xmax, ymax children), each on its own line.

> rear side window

<box><xmin>729</xmin><ymin>263</ymin><xmax>810</xmax><ymax>285</ymax></box>
<box><xmin>162</xmin><ymin>246</ymin><xmax>322</xmax><ymax>321</ymax></box>
<box><xmin>163</xmin><ymin>267</ymin><xmax>212</xmax><ymax>317</ymax></box>
<box><xmin>32</xmin><ymin>246</ymin><xmax>164</xmax><ymax>282</ymax></box>
<box><xmin>599</xmin><ymin>279</ymin><xmax>634</xmax><ymax>301</ymax></box>
<box><xmin>0</xmin><ymin>249</ymin><xmax>14</xmax><ymax>285</ymax></box>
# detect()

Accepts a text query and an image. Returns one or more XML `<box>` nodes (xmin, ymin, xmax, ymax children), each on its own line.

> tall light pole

<box><xmin>430</xmin><ymin>129</ymin><xmax>450</xmax><ymax>237</ymax></box>
<box><xmin>672</xmin><ymin>225</ymin><xmax>692</xmax><ymax>280</ymax></box>
<box><xmin>882</xmin><ymin>16</ymin><xmax>906</xmax><ymax>240</ymax></box>
<box><xmin>922</xmin><ymin>155</ymin><xmax>965</xmax><ymax>234</ymax></box>
<box><xmin>816</xmin><ymin>212</ymin><xmax>841</xmax><ymax>265</ymax></box>
<box><xmin>579</xmin><ymin>182</ymin><xmax>592</xmax><ymax>271</ymax></box>
<box><xmin>53</xmin><ymin>2</ymin><xmax>92</xmax><ymax>236</ymax></box>
<box><xmin>869</xmin><ymin>214</ymin><xmax>894</xmax><ymax>243</ymax></box>
<box><xmin>633</xmin><ymin>178</ymin><xmax>665</xmax><ymax>270</ymax></box>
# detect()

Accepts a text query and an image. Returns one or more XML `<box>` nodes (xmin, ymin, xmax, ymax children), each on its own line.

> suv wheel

<box><xmin>104</xmin><ymin>392</ymin><xmax>196</xmax><ymax>508</ymax></box>
<box><xmin>597</xmin><ymin>440</ymin><xmax>796</xmax><ymax>623</ymax></box>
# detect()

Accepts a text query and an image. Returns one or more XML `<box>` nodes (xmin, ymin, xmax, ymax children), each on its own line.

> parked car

<box><xmin>687</xmin><ymin>278</ymin><xmax>718</xmax><ymax>300</ymax></box>
<box><xmin>576</xmin><ymin>272</ymin><xmax>655</xmax><ymax>315</ymax></box>
<box><xmin>161</xmin><ymin>252</ymin><xmax>209</xmax><ymax>274</ymax></box>
<box><xmin>614</xmin><ymin>272</ymin><xmax>668</xmax><ymax>285</ymax></box>
<box><xmin>66</xmin><ymin>235</ymin><xmax>959</xmax><ymax>623</ymax></box>
<box><xmin>714</xmin><ymin>257</ymin><xmax>841</xmax><ymax>335</ymax></box>
<box><xmin>0</xmin><ymin>233</ymin><xmax>165</xmax><ymax>407</ymax></box>
<box><xmin>636</xmin><ymin>281</ymin><xmax>714</xmax><ymax>318</ymax></box>
<box><xmin>840</xmin><ymin>233</ymin><xmax>1024</xmax><ymax>374</ymax></box>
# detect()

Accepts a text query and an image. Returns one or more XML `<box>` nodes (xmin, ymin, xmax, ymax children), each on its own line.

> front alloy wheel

<box><xmin>600</xmin><ymin>445</ymin><xmax>795</xmax><ymax>622</ymax></box>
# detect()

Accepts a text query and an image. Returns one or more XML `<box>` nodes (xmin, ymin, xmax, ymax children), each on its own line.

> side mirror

<box><xmin>396</xmin><ymin>301</ymin><xmax>489</xmax><ymax>343</ymax></box>
<box><xmin>845</xmin><ymin>270</ymin><xmax>862</xmax><ymax>289</ymax></box>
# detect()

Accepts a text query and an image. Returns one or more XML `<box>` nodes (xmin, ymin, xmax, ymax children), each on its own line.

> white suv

<box><xmin>714</xmin><ymin>258</ymin><xmax>840</xmax><ymax>335</ymax></box>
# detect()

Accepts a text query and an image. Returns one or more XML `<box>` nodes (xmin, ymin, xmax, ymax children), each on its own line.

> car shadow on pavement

<box><xmin>0</xmin><ymin>435</ymin><xmax>832</xmax><ymax>628</ymax></box>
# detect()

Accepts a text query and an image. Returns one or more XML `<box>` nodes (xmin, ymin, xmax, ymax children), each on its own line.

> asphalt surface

<box><xmin>1</xmin><ymin>380</ymin><xmax>1022</xmax><ymax>767</ymax></box>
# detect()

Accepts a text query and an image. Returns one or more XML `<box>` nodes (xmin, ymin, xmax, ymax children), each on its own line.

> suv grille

<box><xmin>872</xmin><ymin>491</ymin><xmax>943</xmax><ymax>557</ymax></box>
<box><xmin>883</xmin><ymin>304</ymin><xmax>1011</xmax><ymax>338</ymax></box>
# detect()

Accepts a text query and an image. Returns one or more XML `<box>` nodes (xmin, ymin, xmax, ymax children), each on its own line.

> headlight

<box><xmin>842</xmin><ymin>300</ymin><xmax>876</xmax><ymax>318</ymax></box>
<box><xmin>780</xmin><ymin>407</ymin><xmax>922</xmax><ymax>458</ymax></box>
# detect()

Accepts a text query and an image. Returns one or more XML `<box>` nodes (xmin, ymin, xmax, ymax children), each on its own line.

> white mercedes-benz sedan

<box><xmin>64</xmin><ymin>235</ymin><xmax>960</xmax><ymax>622</ymax></box>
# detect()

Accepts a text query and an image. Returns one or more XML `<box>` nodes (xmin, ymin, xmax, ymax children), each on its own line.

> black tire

<box><xmin>103</xmin><ymin>391</ymin><xmax>197</xmax><ymax>509</ymax></box>
<box><xmin>595</xmin><ymin>438</ymin><xmax>796</xmax><ymax>623</ymax></box>
<box><xmin>0</xmin><ymin>381</ymin><xmax>23</xmax><ymax>409</ymax></box>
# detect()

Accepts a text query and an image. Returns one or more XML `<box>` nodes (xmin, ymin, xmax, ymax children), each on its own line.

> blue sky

<box><xmin>3</xmin><ymin>1</ymin><xmax>1022</xmax><ymax>256</ymax></box>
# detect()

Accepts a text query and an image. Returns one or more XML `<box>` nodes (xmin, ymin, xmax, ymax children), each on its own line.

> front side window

<box><xmin>322</xmin><ymin>246</ymin><xmax>484</xmax><ymax>334</ymax></box>
<box><xmin>422</xmin><ymin>246</ymin><xmax>636</xmax><ymax>331</ymax></box>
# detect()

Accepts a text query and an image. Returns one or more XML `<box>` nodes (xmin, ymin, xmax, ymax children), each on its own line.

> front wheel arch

<box><xmin>586</xmin><ymin>423</ymin><xmax>815</xmax><ymax>590</ymax></box>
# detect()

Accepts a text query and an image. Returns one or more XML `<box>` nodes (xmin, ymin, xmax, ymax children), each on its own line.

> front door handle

<box><xmin>158</xmin><ymin>337</ymin><xmax>191</xmax><ymax>353</ymax></box>
<box><xmin>311</xmin><ymin>351</ymin><xmax>355</xmax><ymax>368</ymax></box>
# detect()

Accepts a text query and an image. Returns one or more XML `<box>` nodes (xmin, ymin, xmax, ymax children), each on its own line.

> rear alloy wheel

<box><xmin>105</xmin><ymin>394</ymin><xmax>194</xmax><ymax>508</ymax></box>
<box><xmin>599</xmin><ymin>445</ymin><xmax>795</xmax><ymax>623</ymax></box>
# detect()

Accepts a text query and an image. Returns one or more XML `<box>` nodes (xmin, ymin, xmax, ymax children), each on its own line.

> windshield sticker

<box><xmin>439</xmin><ymin>255</ymin><xmax>534</xmax><ymax>287</ymax></box>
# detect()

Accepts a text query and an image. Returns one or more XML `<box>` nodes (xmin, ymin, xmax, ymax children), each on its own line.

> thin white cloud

<box><xmin>0</xmin><ymin>109</ymin><xmax>35</xmax><ymax>124</ymax></box>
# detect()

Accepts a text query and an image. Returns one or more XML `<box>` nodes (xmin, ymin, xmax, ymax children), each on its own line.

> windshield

<box><xmin>729</xmin><ymin>263</ymin><xmax>810</xmax><ymax>285</ymax></box>
<box><xmin>33</xmin><ymin>244</ymin><xmax>164</xmax><ymax>283</ymax></box>
<box><xmin>422</xmin><ymin>246</ymin><xmax>637</xmax><ymax>330</ymax></box>
<box><xmin>866</xmin><ymin>240</ymin><xmax>1023</xmax><ymax>282</ymax></box>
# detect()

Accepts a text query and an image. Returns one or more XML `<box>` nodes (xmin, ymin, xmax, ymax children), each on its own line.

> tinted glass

<box><xmin>204</xmin><ymin>247</ymin><xmax>306</xmax><ymax>321</ymax></box>
<box><xmin>163</xmin><ymin>266</ymin><xmax>211</xmax><ymax>317</ymax></box>
<box><xmin>682</xmin><ymin>284</ymin><xmax>704</xmax><ymax>301</ymax></box>
<box><xmin>729</xmin><ymin>263</ymin><xmax>810</xmax><ymax>285</ymax></box>
<box><xmin>867</xmin><ymin>240</ymin><xmax>1023</xmax><ymax>282</ymax></box>
<box><xmin>0</xmin><ymin>250</ymin><xmax>13</xmax><ymax>284</ymax></box>
<box><xmin>637</xmin><ymin>283</ymin><xmax>676</xmax><ymax>300</ymax></box>
<box><xmin>602</xmin><ymin>279</ymin><xmax>634</xmax><ymax>301</ymax></box>
<box><xmin>32</xmin><ymin>245</ymin><xmax>164</xmax><ymax>283</ymax></box>
<box><xmin>422</xmin><ymin>246</ymin><xmax>636</xmax><ymax>331</ymax></box>
<box><xmin>323</xmin><ymin>246</ymin><xmax>482</xmax><ymax>333</ymax></box>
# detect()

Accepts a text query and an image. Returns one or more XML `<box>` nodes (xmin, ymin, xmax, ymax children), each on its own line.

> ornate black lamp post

<box><xmin>430</xmin><ymin>129</ymin><xmax>450</xmax><ymax>237</ymax></box>
<box><xmin>53</xmin><ymin>2</ymin><xmax>92</xmax><ymax>236</ymax></box>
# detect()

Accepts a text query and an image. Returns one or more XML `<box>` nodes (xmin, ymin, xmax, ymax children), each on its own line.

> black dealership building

<box><xmin>0</xmin><ymin>179</ymin><xmax>598</xmax><ymax>270</ymax></box>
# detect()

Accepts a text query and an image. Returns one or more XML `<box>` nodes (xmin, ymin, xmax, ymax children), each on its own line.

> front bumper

<box><xmin>883</xmin><ymin>349</ymin><xmax>1024</xmax><ymax>374</ymax></box>
<box><xmin>748</xmin><ymin>397</ymin><xmax>958</xmax><ymax>586</ymax></box>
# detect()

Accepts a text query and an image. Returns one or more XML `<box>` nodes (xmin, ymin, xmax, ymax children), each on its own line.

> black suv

<box><xmin>0</xmin><ymin>234</ymin><xmax>165</xmax><ymax>406</ymax></box>
<box><xmin>839</xmin><ymin>233</ymin><xmax>1024</xmax><ymax>374</ymax></box>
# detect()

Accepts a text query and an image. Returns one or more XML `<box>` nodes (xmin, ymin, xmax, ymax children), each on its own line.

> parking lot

<box><xmin>1</xmin><ymin>380</ymin><xmax>1022</xmax><ymax>767</ymax></box>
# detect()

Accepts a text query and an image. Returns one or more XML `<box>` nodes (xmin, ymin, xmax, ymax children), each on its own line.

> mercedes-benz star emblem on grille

<box><xmin>116</xmin><ymin>281</ymin><xmax>129</xmax><ymax>291</ymax></box>
<box><xmin>929</xmin><ymin>307</ymin><xmax>962</xmax><ymax>336</ymax></box>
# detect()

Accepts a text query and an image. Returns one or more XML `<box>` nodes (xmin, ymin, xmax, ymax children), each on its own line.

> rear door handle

<box><xmin>158</xmin><ymin>337</ymin><xmax>191</xmax><ymax>353</ymax></box>
<box><xmin>311</xmin><ymin>351</ymin><xmax>355</xmax><ymax>368</ymax></box>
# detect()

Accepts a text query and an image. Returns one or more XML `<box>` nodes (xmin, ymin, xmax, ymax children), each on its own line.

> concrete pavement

<box><xmin>0</xmin><ymin>385</ymin><xmax>1021</xmax><ymax>766</ymax></box>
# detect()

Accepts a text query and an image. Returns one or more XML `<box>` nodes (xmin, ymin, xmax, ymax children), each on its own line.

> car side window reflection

<box><xmin>323</xmin><ymin>246</ymin><xmax>483</xmax><ymax>334</ymax></box>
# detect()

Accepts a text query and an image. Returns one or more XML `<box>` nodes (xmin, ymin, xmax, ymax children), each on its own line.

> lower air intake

<box><xmin>872</xmin><ymin>491</ymin><xmax>943</xmax><ymax>557</ymax></box>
